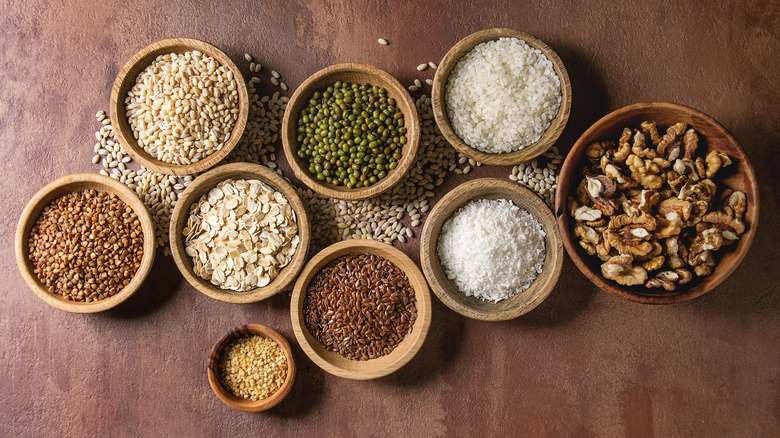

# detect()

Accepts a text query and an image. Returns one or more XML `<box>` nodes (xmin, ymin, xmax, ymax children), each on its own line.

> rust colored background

<box><xmin>1</xmin><ymin>0</ymin><xmax>778</xmax><ymax>436</ymax></box>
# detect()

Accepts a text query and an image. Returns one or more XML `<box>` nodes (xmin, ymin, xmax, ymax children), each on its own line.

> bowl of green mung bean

<box><xmin>282</xmin><ymin>63</ymin><xmax>420</xmax><ymax>201</ymax></box>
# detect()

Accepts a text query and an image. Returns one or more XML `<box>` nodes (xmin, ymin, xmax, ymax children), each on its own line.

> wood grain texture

<box><xmin>420</xmin><ymin>178</ymin><xmax>563</xmax><ymax>321</ymax></box>
<box><xmin>109</xmin><ymin>37</ymin><xmax>249</xmax><ymax>176</ymax></box>
<box><xmin>169</xmin><ymin>162</ymin><xmax>311</xmax><ymax>303</ymax></box>
<box><xmin>14</xmin><ymin>173</ymin><xmax>156</xmax><ymax>313</ymax></box>
<box><xmin>206</xmin><ymin>324</ymin><xmax>296</xmax><ymax>412</ymax></box>
<box><xmin>555</xmin><ymin>102</ymin><xmax>760</xmax><ymax>304</ymax></box>
<box><xmin>281</xmin><ymin>63</ymin><xmax>420</xmax><ymax>200</ymax></box>
<box><xmin>289</xmin><ymin>239</ymin><xmax>432</xmax><ymax>380</ymax></box>
<box><xmin>432</xmin><ymin>28</ymin><xmax>572</xmax><ymax>166</ymax></box>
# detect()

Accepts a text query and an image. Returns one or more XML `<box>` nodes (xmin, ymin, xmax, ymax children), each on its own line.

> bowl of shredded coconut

<box><xmin>420</xmin><ymin>178</ymin><xmax>564</xmax><ymax>320</ymax></box>
<box><xmin>432</xmin><ymin>28</ymin><xmax>571</xmax><ymax>166</ymax></box>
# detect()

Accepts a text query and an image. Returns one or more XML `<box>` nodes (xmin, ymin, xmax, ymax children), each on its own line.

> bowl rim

<box><xmin>419</xmin><ymin>178</ymin><xmax>564</xmax><ymax>320</ymax></box>
<box><xmin>554</xmin><ymin>101</ymin><xmax>760</xmax><ymax>304</ymax></box>
<box><xmin>206</xmin><ymin>323</ymin><xmax>296</xmax><ymax>412</ymax></box>
<box><xmin>109</xmin><ymin>37</ymin><xmax>249</xmax><ymax>177</ymax></box>
<box><xmin>15</xmin><ymin>173</ymin><xmax>157</xmax><ymax>313</ymax></box>
<box><xmin>280</xmin><ymin>62</ymin><xmax>421</xmax><ymax>201</ymax></box>
<box><xmin>432</xmin><ymin>27</ymin><xmax>572</xmax><ymax>166</ymax></box>
<box><xmin>289</xmin><ymin>239</ymin><xmax>432</xmax><ymax>380</ymax></box>
<box><xmin>169</xmin><ymin>162</ymin><xmax>311</xmax><ymax>303</ymax></box>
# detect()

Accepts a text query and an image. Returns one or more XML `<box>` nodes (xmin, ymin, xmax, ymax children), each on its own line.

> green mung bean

<box><xmin>296</xmin><ymin>81</ymin><xmax>405</xmax><ymax>188</ymax></box>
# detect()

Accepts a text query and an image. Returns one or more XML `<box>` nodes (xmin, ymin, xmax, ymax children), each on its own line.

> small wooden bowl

<box><xmin>420</xmin><ymin>178</ymin><xmax>564</xmax><ymax>321</ymax></box>
<box><xmin>281</xmin><ymin>63</ymin><xmax>420</xmax><ymax>201</ymax></box>
<box><xmin>15</xmin><ymin>173</ymin><xmax>156</xmax><ymax>313</ymax></box>
<box><xmin>432</xmin><ymin>28</ymin><xmax>572</xmax><ymax>166</ymax></box>
<box><xmin>169</xmin><ymin>162</ymin><xmax>310</xmax><ymax>303</ymax></box>
<box><xmin>290</xmin><ymin>240</ymin><xmax>432</xmax><ymax>380</ymax></box>
<box><xmin>110</xmin><ymin>37</ymin><xmax>249</xmax><ymax>176</ymax></box>
<box><xmin>207</xmin><ymin>324</ymin><xmax>296</xmax><ymax>412</ymax></box>
<box><xmin>555</xmin><ymin>102</ymin><xmax>760</xmax><ymax>304</ymax></box>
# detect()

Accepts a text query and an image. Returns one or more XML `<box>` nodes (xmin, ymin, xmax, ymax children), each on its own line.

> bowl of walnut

<box><xmin>555</xmin><ymin>102</ymin><xmax>758</xmax><ymax>304</ymax></box>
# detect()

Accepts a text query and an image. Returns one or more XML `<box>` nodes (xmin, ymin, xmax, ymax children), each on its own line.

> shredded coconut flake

<box><xmin>437</xmin><ymin>198</ymin><xmax>546</xmax><ymax>302</ymax></box>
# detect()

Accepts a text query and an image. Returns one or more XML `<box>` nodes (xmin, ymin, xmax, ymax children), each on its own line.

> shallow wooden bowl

<box><xmin>207</xmin><ymin>324</ymin><xmax>296</xmax><ymax>412</ymax></box>
<box><xmin>420</xmin><ymin>178</ymin><xmax>564</xmax><ymax>321</ymax></box>
<box><xmin>290</xmin><ymin>239</ymin><xmax>432</xmax><ymax>380</ymax></box>
<box><xmin>555</xmin><ymin>102</ymin><xmax>759</xmax><ymax>304</ymax></box>
<box><xmin>281</xmin><ymin>63</ymin><xmax>420</xmax><ymax>201</ymax></box>
<box><xmin>15</xmin><ymin>173</ymin><xmax>156</xmax><ymax>313</ymax></box>
<box><xmin>110</xmin><ymin>37</ymin><xmax>249</xmax><ymax>176</ymax></box>
<box><xmin>169</xmin><ymin>162</ymin><xmax>310</xmax><ymax>303</ymax></box>
<box><xmin>432</xmin><ymin>28</ymin><xmax>572</xmax><ymax>166</ymax></box>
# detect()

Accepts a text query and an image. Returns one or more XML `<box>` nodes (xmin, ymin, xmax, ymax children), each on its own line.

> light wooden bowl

<box><xmin>555</xmin><ymin>102</ymin><xmax>759</xmax><ymax>304</ymax></box>
<box><xmin>290</xmin><ymin>240</ymin><xmax>432</xmax><ymax>380</ymax></box>
<box><xmin>207</xmin><ymin>324</ymin><xmax>296</xmax><ymax>412</ymax></box>
<box><xmin>420</xmin><ymin>178</ymin><xmax>564</xmax><ymax>321</ymax></box>
<box><xmin>432</xmin><ymin>28</ymin><xmax>572</xmax><ymax>166</ymax></box>
<box><xmin>169</xmin><ymin>162</ymin><xmax>310</xmax><ymax>303</ymax></box>
<box><xmin>15</xmin><ymin>173</ymin><xmax>156</xmax><ymax>313</ymax></box>
<box><xmin>281</xmin><ymin>63</ymin><xmax>420</xmax><ymax>201</ymax></box>
<box><xmin>110</xmin><ymin>37</ymin><xmax>249</xmax><ymax>176</ymax></box>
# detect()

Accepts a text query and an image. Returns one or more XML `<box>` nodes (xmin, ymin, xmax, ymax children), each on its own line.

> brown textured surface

<box><xmin>1</xmin><ymin>0</ymin><xmax>778</xmax><ymax>436</ymax></box>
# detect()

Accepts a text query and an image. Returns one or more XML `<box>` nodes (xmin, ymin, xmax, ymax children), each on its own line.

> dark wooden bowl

<box><xmin>15</xmin><ymin>173</ymin><xmax>156</xmax><ymax>313</ymax></box>
<box><xmin>432</xmin><ymin>28</ymin><xmax>571</xmax><ymax>166</ymax></box>
<box><xmin>419</xmin><ymin>178</ymin><xmax>564</xmax><ymax>321</ymax></box>
<box><xmin>289</xmin><ymin>240</ymin><xmax>432</xmax><ymax>380</ymax></box>
<box><xmin>555</xmin><ymin>102</ymin><xmax>759</xmax><ymax>304</ymax></box>
<box><xmin>207</xmin><ymin>324</ymin><xmax>296</xmax><ymax>412</ymax></box>
<box><xmin>110</xmin><ymin>37</ymin><xmax>249</xmax><ymax>176</ymax></box>
<box><xmin>169</xmin><ymin>163</ymin><xmax>310</xmax><ymax>303</ymax></box>
<box><xmin>281</xmin><ymin>63</ymin><xmax>420</xmax><ymax>201</ymax></box>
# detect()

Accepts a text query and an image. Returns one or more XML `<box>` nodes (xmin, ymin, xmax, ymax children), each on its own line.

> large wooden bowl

<box><xmin>169</xmin><ymin>163</ymin><xmax>310</xmax><ymax>303</ymax></box>
<box><xmin>290</xmin><ymin>240</ymin><xmax>432</xmax><ymax>380</ymax></box>
<box><xmin>432</xmin><ymin>28</ymin><xmax>571</xmax><ymax>166</ymax></box>
<box><xmin>110</xmin><ymin>37</ymin><xmax>249</xmax><ymax>176</ymax></box>
<box><xmin>207</xmin><ymin>324</ymin><xmax>296</xmax><ymax>412</ymax></box>
<box><xmin>555</xmin><ymin>102</ymin><xmax>760</xmax><ymax>304</ymax></box>
<box><xmin>420</xmin><ymin>178</ymin><xmax>564</xmax><ymax>321</ymax></box>
<box><xmin>281</xmin><ymin>63</ymin><xmax>420</xmax><ymax>201</ymax></box>
<box><xmin>15</xmin><ymin>173</ymin><xmax>156</xmax><ymax>313</ymax></box>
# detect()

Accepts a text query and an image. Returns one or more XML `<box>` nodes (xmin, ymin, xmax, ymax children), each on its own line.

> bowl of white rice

<box><xmin>432</xmin><ymin>28</ymin><xmax>571</xmax><ymax>166</ymax></box>
<box><xmin>420</xmin><ymin>178</ymin><xmax>564</xmax><ymax>321</ymax></box>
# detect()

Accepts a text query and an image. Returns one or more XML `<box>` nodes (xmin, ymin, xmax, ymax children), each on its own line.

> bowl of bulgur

<box><xmin>207</xmin><ymin>324</ymin><xmax>296</xmax><ymax>412</ymax></box>
<box><xmin>110</xmin><ymin>37</ymin><xmax>249</xmax><ymax>176</ymax></box>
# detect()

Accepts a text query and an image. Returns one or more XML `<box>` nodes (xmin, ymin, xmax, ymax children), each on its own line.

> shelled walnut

<box><xmin>570</xmin><ymin>121</ymin><xmax>748</xmax><ymax>292</ymax></box>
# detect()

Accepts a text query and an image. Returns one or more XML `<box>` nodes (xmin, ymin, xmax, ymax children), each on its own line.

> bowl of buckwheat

<box><xmin>169</xmin><ymin>162</ymin><xmax>311</xmax><ymax>303</ymax></box>
<box><xmin>15</xmin><ymin>173</ymin><xmax>156</xmax><ymax>313</ymax></box>
<box><xmin>555</xmin><ymin>102</ymin><xmax>759</xmax><ymax>303</ymax></box>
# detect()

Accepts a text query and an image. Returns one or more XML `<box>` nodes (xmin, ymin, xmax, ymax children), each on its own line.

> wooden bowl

<box><xmin>555</xmin><ymin>102</ymin><xmax>760</xmax><ymax>304</ymax></box>
<box><xmin>290</xmin><ymin>240</ymin><xmax>432</xmax><ymax>380</ymax></box>
<box><xmin>15</xmin><ymin>173</ymin><xmax>156</xmax><ymax>313</ymax></box>
<box><xmin>281</xmin><ymin>63</ymin><xmax>420</xmax><ymax>201</ymax></box>
<box><xmin>420</xmin><ymin>178</ymin><xmax>564</xmax><ymax>321</ymax></box>
<box><xmin>169</xmin><ymin>162</ymin><xmax>310</xmax><ymax>303</ymax></box>
<box><xmin>207</xmin><ymin>324</ymin><xmax>296</xmax><ymax>412</ymax></box>
<box><xmin>432</xmin><ymin>28</ymin><xmax>572</xmax><ymax>166</ymax></box>
<box><xmin>110</xmin><ymin>37</ymin><xmax>249</xmax><ymax>176</ymax></box>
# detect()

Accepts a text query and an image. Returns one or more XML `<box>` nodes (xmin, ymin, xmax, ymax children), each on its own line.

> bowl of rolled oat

<box><xmin>110</xmin><ymin>37</ymin><xmax>249</xmax><ymax>176</ymax></box>
<box><xmin>169</xmin><ymin>162</ymin><xmax>311</xmax><ymax>303</ymax></box>
<box><xmin>556</xmin><ymin>102</ymin><xmax>759</xmax><ymax>303</ymax></box>
<box><xmin>207</xmin><ymin>324</ymin><xmax>296</xmax><ymax>412</ymax></box>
